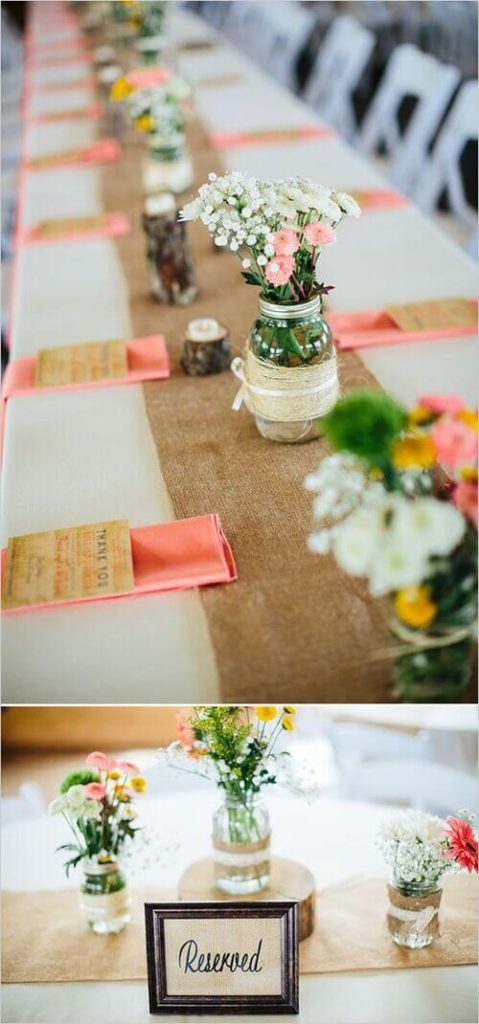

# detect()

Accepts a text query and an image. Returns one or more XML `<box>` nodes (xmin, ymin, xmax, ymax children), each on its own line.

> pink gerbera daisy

<box><xmin>444</xmin><ymin>817</ymin><xmax>478</xmax><ymax>873</ymax></box>
<box><xmin>86</xmin><ymin>751</ymin><xmax>113</xmax><ymax>771</ymax></box>
<box><xmin>303</xmin><ymin>222</ymin><xmax>336</xmax><ymax>246</ymax></box>
<box><xmin>419</xmin><ymin>394</ymin><xmax>465</xmax><ymax>416</ymax></box>
<box><xmin>265</xmin><ymin>255</ymin><xmax>295</xmax><ymax>286</ymax></box>
<box><xmin>84</xmin><ymin>782</ymin><xmax>106</xmax><ymax>801</ymax></box>
<box><xmin>272</xmin><ymin>228</ymin><xmax>300</xmax><ymax>256</ymax></box>
<box><xmin>431</xmin><ymin>417</ymin><xmax>477</xmax><ymax>469</ymax></box>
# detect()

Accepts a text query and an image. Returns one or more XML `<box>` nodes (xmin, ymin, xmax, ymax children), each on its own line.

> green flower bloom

<box><xmin>322</xmin><ymin>390</ymin><xmax>406</xmax><ymax>466</ymax></box>
<box><xmin>60</xmin><ymin>769</ymin><xmax>99</xmax><ymax>794</ymax></box>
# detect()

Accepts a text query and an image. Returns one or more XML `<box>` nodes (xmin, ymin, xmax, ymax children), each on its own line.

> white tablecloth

<box><xmin>1</xmin><ymin>2</ymin><xmax>477</xmax><ymax>701</ymax></box>
<box><xmin>2</xmin><ymin>788</ymin><xmax>476</xmax><ymax>1024</ymax></box>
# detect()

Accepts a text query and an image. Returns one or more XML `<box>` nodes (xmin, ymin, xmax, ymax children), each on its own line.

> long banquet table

<box><xmin>1</xmin><ymin>2</ymin><xmax>477</xmax><ymax>703</ymax></box>
<box><xmin>2</xmin><ymin>783</ymin><xmax>477</xmax><ymax>1024</ymax></box>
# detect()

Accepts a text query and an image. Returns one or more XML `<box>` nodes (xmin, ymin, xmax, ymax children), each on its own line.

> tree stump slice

<box><xmin>178</xmin><ymin>856</ymin><xmax>316</xmax><ymax>941</ymax></box>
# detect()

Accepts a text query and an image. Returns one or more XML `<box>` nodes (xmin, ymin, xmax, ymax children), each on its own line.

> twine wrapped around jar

<box><xmin>387</xmin><ymin>884</ymin><xmax>441</xmax><ymax>944</ymax></box>
<box><xmin>212</xmin><ymin>835</ymin><xmax>271</xmax><ymax>884</ymax></box>
<box><xmin>231</xmin><ymin>347</ymin><xmax>339</xmax><ymax>423</ymax></box>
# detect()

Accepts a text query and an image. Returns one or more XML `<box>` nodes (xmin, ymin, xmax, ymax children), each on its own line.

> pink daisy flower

<box><xmin>453</xmin><ymin>480</ymin><xmax>478</xmax><ymax>526</ymax></box>
<box><xmin>265</xmin><ymin>255</ymin><xmax>295</xmax><ymax>287</ymax></box>
<box><xmin>272</xmin><ymin>228</ymin><xmax>300</xmax><ymax>256</ymax></box>
<box><xmin>86</xmin><ymin>751</ymin><xmax>113</xmax><ymax>771</ymax></box>
<box><xmin>303</xmin><ymin>222</ymin><xmax>336</xmax><ymax>246</ymax></box>
<box><xmin>84</xmin><ymin>782</ymin><xmax>106</xmax><ymax>801</ymax></box>
<box><xmin>432</xmin><ymin>416</ymin><xmax>477</xmax><ymax>469</ymax></box>
<box><xmin>117</xmin><ymin>760</ymin><xmax>140</xmax><ymax>776</ymax></box>
<box><xmin>419</xmin><ymin>394</ymin><xmax>465</xmax><ymax>415</ymax></box>
<box><xmin>444</xmin><ymin>817</ymin><xmax>478</xmax><ymax>873</ymax></box>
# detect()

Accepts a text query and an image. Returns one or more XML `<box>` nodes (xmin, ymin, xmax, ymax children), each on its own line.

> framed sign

<box><xmin>144</xmin><ymin>900</ymin><xmax>299</xmax><ymax>1015</ymax></box>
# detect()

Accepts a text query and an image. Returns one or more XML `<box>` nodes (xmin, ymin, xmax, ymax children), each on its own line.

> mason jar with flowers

<box><xmin>49</xmin><ymin>751</ymin><xmax>147</xmax><ymax>934</ymax></box>
<box><xmin>306</xmin><ymin>390</ymin><xmax>478</xmax><ymax>701</ymax></box>
<box><xmin>111</xmin><ymin>74</ymin><xmax>193</xmax><ymax>195</ymax></box>
<box><xmin>158</xmin><ymin>705</ymin><xmax>317</xmax><ymax>895</ymax></box>
<box><xmin>378</xmin><ymin>809</ymin><xmax>478</xmax><ymax>948</ymax></box>
<box><xmin>180</xmin><ymin>173</ymin><xmax>361</xmax><ymax>443</ymax></box>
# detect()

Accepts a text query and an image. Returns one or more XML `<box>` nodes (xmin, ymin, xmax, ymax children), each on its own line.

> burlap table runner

<box><xmin>99</xmin><ymin>41</ymin><xmax>478</xmax><ymax>700</ymax></box>
<box><xmin>3</xmin><ymin>875</ymin><xmax>476</xmax><ymax>983</ymax></box>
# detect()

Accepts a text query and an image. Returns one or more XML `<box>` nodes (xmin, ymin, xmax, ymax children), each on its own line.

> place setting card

<box><xmin>20</xmin><ymin>212</ymin><xmax>130</xmax><ymax>246</ymax></box>
<box><xmin>1</xmin><ymin>515</ymin><xmax>237</xmax><ymax>615</ymax></box>
<box><xmin>2</xmin><ymin>335</ymin><xmax>170</xmax><ymax>404</ymax></box>
<box><xmin>210</xmin><ymin>125</ymin><xmax>335</xmax><ymax>149</ymax></box>
<box><xmin>26</xmin><ymin>138</ymin><xmax>121</xmax><ymax>171</ymax></box>
<box><xmin>331</xmin><ymin>297</ymin><xmax>478</xmax><ymax>350</ymax></box>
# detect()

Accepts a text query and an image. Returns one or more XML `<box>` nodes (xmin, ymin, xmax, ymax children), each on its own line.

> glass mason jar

<box><xmin>79</xmin><ymin>858</ymin><xmax>130</xmax><ymax>935</ymax></box>
<box><xmin>387</xmin><ymin>877</ymin><xmax>442</xmax><ymax>948</ymax></box>
<box><xmin>247</xmin><ymin>296</ymin><xmax>338</xmax><ymax>443</ymax></box>
<box><xmin>212</xmin><ymin>794</ymin><xmax>271</xmax><ymax>895</ymax></box>
<box><xmin>135</xmin><ymin>36</ymin><xmax>167</xmax><ymax>66</ymax></box>
<box><xmin>142</xmin><ymin>134</ymin><xmax>193</xmax><ymax>196</ymax></box>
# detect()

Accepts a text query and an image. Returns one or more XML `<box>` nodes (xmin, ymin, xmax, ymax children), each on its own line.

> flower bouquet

<box><xmin>112</xmin><ymin>74</ymin><xmax>193</xmax><ymax>194</ymax></box>
<box><xmin>49</xmin><ymin>751</ymin><xmax>147</xmax><ymax>933</ymax></box>
<box><xmin>158</xmin><ymin>705</ymin><xmax>318</xmax><ymax>895</ymax></box>
<box><xmin>379</xmin><ymin>809</ymin><xmax>478</xmax><ymax>947</ymax></box>
<box><xmin>306</xmin><ymin>390</ymin><xmax>478</xmax><ymax>701</ymax></box>
<box><xmin>111</xmin><ymin>0</ymin><xmax>167</xmax><ymax>60</ymax></box>
<box><xmin>180</xmin><ymin>173</ymin><xmax>360</xmax><ymax>443</ymax></box>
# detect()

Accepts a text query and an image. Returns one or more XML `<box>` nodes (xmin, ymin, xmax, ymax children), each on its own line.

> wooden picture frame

<box><xmin>144</xmin><ymin>900</ymin><xmax>299</xmax><ymax>1015</ymax></box>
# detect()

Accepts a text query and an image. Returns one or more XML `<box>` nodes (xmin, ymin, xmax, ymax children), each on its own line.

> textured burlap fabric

<box><xmin>3</xmin><ymin>874</ymin><xmax>476</xmax><ymax>983</ymax></box>
<box><xmin>100</xmin><ymin>108</ymin><xmax>402</xmax><ymax>700</ymax></box>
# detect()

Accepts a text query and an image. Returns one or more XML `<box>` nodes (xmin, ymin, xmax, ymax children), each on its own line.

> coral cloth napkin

<box><xmin>1</xmin><ymin>515</ymin><xmax>237</xmax><ymax>615</ymax></box>
<box><xmin>330</xmin><ymin>301</ymin><xmax>478</xmax><ymax>350</ymax></box>
<box><xmin>19</xmin><ymin>212</ymin><xmax>130</xmax><ymax>246</ymax></box>
<box><xmin>27</xmin><ymin>103</ymin><xmax>103</xmax><ymax>124</ymax></box>
<box><xmin>210</xmin><ymin>125</ymin><xmax>335</xmax><ymax>149</ymax></box>
<box><xmin>26</xmin><ymin>138</ymin><xmax>121</xmax><ymax>171</ymax></box>
<box><xmin>1</xmin><ymin>336</ymin><xmax>170</xmax><ymax>404</ymax></box>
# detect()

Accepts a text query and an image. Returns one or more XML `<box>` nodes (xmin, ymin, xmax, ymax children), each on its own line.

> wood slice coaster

<box><xmin>178</xmin><ymin>856</ymin><xmax>315</xmax><ymax>941</ymax></box>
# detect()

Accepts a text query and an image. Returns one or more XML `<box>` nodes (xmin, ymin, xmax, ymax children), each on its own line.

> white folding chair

<box><xmin>323</xmin><ymin>721</ymin><xmax>429</xmax><ymax>797</ymax></box>
<box><xmin>349</xmin><ymin>759</ymin><xmax>478</xmax><ymax>818</ymax></box>
<box><xmin>357</xmin><ymin>43</ymin><xmax>461</xmax><ymax>192</ymax></box>
<box><xmin>413</xmin><ymin>80</ymin><xmax>478</xmax><ymax>251</ymax></box>
<box><xmin>1</xmin><ymin>783</ymin><xmax>47</xmax><ymax>825</ymax></box>
<box><xmin>261</xmin><ymin>2</ymin><xmax>315</xmax><ymax>90</ymax></box>
<box><xmin>304</xmin><ymin>16</ymin><xmax>375</xmax><ymax>138</ymax></box>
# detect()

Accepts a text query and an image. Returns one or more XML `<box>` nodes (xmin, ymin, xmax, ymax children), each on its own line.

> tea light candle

<box><xmin>182</xmin><ymin>319</ymin><xmax>231</xmax><ymax>376</ymax></box>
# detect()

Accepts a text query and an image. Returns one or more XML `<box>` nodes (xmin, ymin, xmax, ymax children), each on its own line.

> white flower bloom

<box><xmin>257</xmin><ymin>254</ymin><xmax>267</xmax><ymax>266</ymax></box>
<box><xmin>48</xmin><ymin>795</ymin><xmax>67</xmax><ymax>815</ymax></box>
<box><xmin>307</xmin><ymin>530</ymin><xmax>332</xmax><ymax>554</ymax></box>
<box><xmin>264</xmin><ymin>243</ymin><xmax>275</xmax><ymax>257</ymax></box>
<box><xmin>333</xmin><ymin>510</ymin><xmax>379</xmax><ymax>576</ymax></box>
<box><xmin>242</xmin><ymin>258</ymin><xmax>251</xmax><ymax>269</ymax></box>
<box><xmin>332</xmin><ymin>191</ymin><xmax>361</xmax><ymax>217</ymax></box>
<box><xmin>178</xmin><ymin>199</ymin><xmax>201</xmax><ymax>222</ymax></box>
<box><xmin>391</xmin><ymin>497</ymin><xmax>465</xmax><ymax>558</ymax></box>
<box><xmin>214</xmin><ymin>235</ymin><xmax>228</xmax><ymax>246</ymax></box>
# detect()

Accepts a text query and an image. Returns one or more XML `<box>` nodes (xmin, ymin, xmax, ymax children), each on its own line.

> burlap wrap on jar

<box><xmin>387</xmin><ymin>883</ymin><xmax>442</xmax><ymax>946</ymax></box>
<box><xmin>212</xmin><ymin>835</ymin><xmax>271</xmax><ymax>885</ymax></box>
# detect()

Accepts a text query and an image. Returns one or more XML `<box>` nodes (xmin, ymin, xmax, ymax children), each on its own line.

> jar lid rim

<box><xmin>258</xmin><ymin>295</ymin><xmax>322</xmax><ymax>319</ymax></box>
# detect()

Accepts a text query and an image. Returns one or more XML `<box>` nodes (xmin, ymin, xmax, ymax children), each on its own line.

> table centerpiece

<box><xmin>158</xmin><ymin>705</ymin><xmax>318</xmax><ymax>895</ymax></box>
<box><xmin>49</xmin><ymin>751</ymin><xmax>147</xmax><ymax>934</ymax></box>
<box><xmin>305</xmin><ymin>390</ymin><xmax>478</xmax><ymax>700</ymax></box>
<box><xmin>180</xmin><ymin>172</ymin><xmax>360</xmax><ymax>443</ymax></box>
<box><xmin>379</xmin><ymin>809</ymin><xmax>478</xmax><ymax>947</ymax></box>
<box><xmin>112</xmin><ymin>72</ymin><xmax>193</xmax><ymax>194</ymax></box>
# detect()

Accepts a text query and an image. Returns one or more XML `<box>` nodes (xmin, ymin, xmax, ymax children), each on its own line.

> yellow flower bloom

<box><xmin>282</xmin><ymin>716</ymin><xmax>295</xmax><ymax>731</ymax></box>
<box><xmin>135</xmin><ymin>114</ymin><xmax>154</xmax><ymax>133</ymax></box>
<box><xmin>283</xmin><ymin>706</ymin><xmax>296</xmax><ymax>715</ymax></box>
<box><xmin>461</xmin><ymin>466</ymin><xmax>478</xmax><ymax>482</ymax></box>
<box><xmin>130</xmin><ymin>776</ymin><xmax>147</xmax><ymax>794</ymax></box>
<box><xmin>255</xmin><ymin>706</ymin><xmax>277</xmax><ymax>722</ymax></box>
<box><xmin>408</xmin><ymin>406</ymin><xmax>434</xmax><ymax>426</ymax></box>
<box><xmin>458</xmin><ymin>410</ymin><xmax>479</xmax><ymax>432</ymax></box>
<box><xmin>114</xmin><ymin>785</ymin><xmax>131</xmax><ymax>802</ymax></box>
<box><xmin>109</xmin><ymin>77</ymin><xmax>133</xmax><ymax>102</ymax></box>
<box><xmin>107</xmin><ymin>769</ymin><xmax>121</xmax><ymax>780</ymax></box>
<box><xmin>393</xmin><ymin>434</ymin><xmax>436</xmax><ymax>469</ymax></box>
<box><xmin>394</xmin><ymin>586</ymin><xmax>437</xmax><ymax>629</ymax></box>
